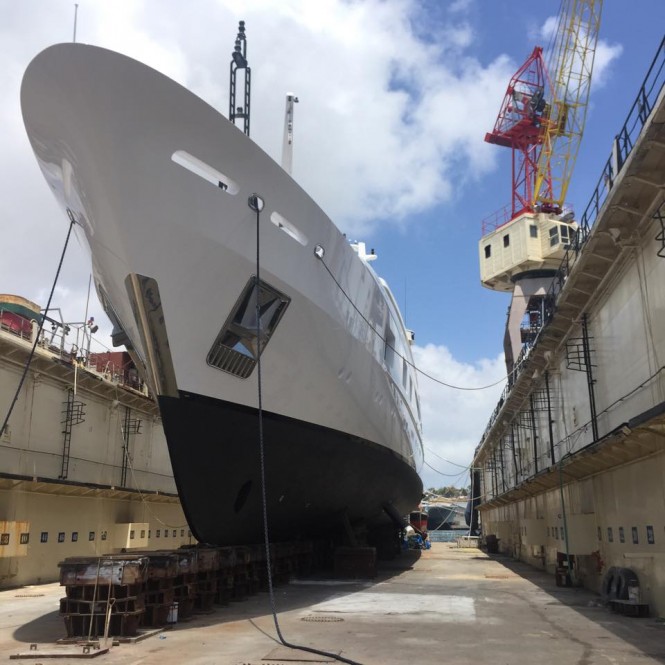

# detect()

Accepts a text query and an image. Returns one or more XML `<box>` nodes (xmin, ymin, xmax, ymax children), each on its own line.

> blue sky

<box><xmin>2</xmin><ymin>0</ymin><xmax>663</xmax><ymax>491</ymax></box>
<box><xmin>372</xmin><ymin>1</ymin><xmax>663</xmax><ymax>361</ymax></box>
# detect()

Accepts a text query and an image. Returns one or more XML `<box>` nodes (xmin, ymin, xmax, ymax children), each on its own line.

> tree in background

<box><xmin>427</xmin><ymin>485</ymin><xmax>467</xmax><ymax>498</ymax></box>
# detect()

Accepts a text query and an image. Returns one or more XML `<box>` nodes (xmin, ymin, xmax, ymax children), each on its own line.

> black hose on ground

<box><xmin>250</xmin><ymin>195</ymin><xmax>363</xmax><ymax>665</ymax></box>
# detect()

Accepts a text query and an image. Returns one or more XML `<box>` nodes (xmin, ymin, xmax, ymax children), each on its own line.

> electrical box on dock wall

<box><xmin>522</xmin><ymin>518</ymin><xmax>547</xmax><ymax>546</ymax></box>
<box><xmin>113</xmin><ymin>522</ymin><xmax>149</xmax><ymax>550</ymax></box>
<box><xmin>491</xmin><ymin>520</ymin><xmax>512</xmax><ymax>544</ymax></box>
<box><xmin>549</xmin><ymin>514</ymin><xmax>597</xmax><ymax>555</ymax></box>
<box><xmin>0</xmin><ymin>521</ymin><xmax>30</xmax><ymax>558</ymax></box>
<box><xmin>565</xmin><ymin>514</ymin><xmax>597</xmax><ymax>555</ymax></box>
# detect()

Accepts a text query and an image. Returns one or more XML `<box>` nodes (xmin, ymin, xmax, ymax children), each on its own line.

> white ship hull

<box><xmin>21</xmin><ymin>43</ymin><xmax>424</xmax><ymax>545</ymax></box>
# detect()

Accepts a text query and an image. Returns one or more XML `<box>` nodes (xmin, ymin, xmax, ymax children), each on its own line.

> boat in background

<box><xmin>21</xmin><ymin>43</ymin><xmax>424</xmax><ymax>547</ymax></box>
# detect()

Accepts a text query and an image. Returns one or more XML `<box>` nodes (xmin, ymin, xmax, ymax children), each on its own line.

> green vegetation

<box><xmin>427</xmin><ymin>485</ymin><xmax>469</xmax><ymax>498</ymax></box>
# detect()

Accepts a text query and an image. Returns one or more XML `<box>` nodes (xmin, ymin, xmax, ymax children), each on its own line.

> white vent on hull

<box><xmin>171</xmin><ymin>150</ymin><xmax>239</xmax><ymax>194</ymax></box>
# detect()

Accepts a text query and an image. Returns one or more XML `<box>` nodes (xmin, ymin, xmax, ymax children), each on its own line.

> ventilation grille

<box><xmin>207</xmin><ymin>277</ymin><xmax>290</xmax><ymax>378</ymax></box>
<box><xmin>207</xmin><ymin>345</ymin><xmax>256</xmax><ymax>378</ymax></box>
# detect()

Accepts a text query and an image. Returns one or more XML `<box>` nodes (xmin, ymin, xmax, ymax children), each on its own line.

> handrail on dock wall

<box><xmin>0</xmin><ymin>310</ymin><xmax>147</xmax><ymax>396</ymax></box>
<box><xmin>476</xmin><ymin>36</ymin><xmax>665</xmax><ymax>455</ymax></box>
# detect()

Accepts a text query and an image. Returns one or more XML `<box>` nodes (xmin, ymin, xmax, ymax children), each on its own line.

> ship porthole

<box><xmin>234</xmin><ymin>480</ymin><xmax>252</xmax><ymax>513</ymax></box>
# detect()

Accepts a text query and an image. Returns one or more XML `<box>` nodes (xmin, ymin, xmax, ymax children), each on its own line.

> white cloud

<box><xmin>449</xmin><ymin>0</ymin><xmax>473</xmax><ymax>15</ymax></box>
<box><xmin>540</xmin><ymin>15</ymin><xmax>558</xmax><ymax>42</ymax></box>
<box><xmin>413</xmin><ymin>344</ymin><xmax>506</xmax><ymax>490</ymax></box>
<box><xmin>0</xmin><ymin>0</ymin><xmax>515</xmax><ymax>326</ymax></box>
<box><xmin>592</xmin><ymin>40</ymin><xmax>623</xmax><ymax>88</ymax></box>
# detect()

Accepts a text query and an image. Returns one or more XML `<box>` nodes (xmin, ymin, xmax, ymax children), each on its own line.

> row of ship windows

<box><xmin>518</xmin><ymin>524</ymin><xmax>657</xmax><ymax>545</ymax></box>
<box><xmin>0</xmin><ymin>529</ymin><xmax>192</xmax><ymax>546</ymax></box>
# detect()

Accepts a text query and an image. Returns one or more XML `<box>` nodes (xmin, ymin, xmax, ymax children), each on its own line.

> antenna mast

<box><xmin>281</xmin><ymin>93</ymin><xmax>299</xmax><ymax>174</ymax></box>
<box><xmin>229</xmin><ymin>21</ymin><xmax>251</xmax><ymax>136</ymax></box>
<box><xmin>72</xmin><ymin>3</ymin><xmax>79</xmax><ymax>43</ymax></box>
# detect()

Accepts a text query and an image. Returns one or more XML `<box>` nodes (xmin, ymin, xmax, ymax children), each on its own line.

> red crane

<box><xmin>484</xmin><ymin>46</ymin><xmax>554</xmax><ymax>221</ymax></box>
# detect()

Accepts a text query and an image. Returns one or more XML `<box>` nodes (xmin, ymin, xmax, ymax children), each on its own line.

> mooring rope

<box><xmin>0</xmin><ymin>210</ymin><xmax>76</xmax><ymax>438</ymax></box>
<box><xmin>249</xmin><ymin>194</ymin><xmax>363</xmax><ymax>665</ymax></box>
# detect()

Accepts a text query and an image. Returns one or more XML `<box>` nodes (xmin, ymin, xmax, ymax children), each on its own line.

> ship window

<box><xmin>632</xmin><ymin>527</ymin><xmax>638</xmax><ymax>544</ymax></box>
<box><xmin>207</xmin><ymin>278</ymin><xmax>290</xmax><ymax>379</ymax></box>
<box><xmin>607</xmin><ymin>527</ymin><xmax>613</xmax><ymax>542</ymax></box>
<box><xmin>58</xmin><ymin>532</ymin><xmax>65</xmax><ymax>543</ymax></box>
<box><xmin>181</xmin><ymin>529</ymin><xmax>185</xmax><ymax>537</ymax></box>
<box><xmin>171</xmin><ymin>150</ymin><xmax>239</xmax><ymax>194</ymax></box>
<box><xmin>130</xmin><ymin>530</ymin><xmax>135</xmax><ymax>540</ymax></box>
<box><xmin>384</xmin><ymin>326</ymin><xmax>396</xmax><ymax>370</ymax></box>
<box><xmin>89</xmin><ymin>531</ymin><xmax>95</xmax><ymax>541</ymax></box>
<box><xmin>270</xmin><ymin>211</ymin><xmax>308</xmax><ymax>246</ymax></box>
<box><xmin>156</xmin><ymin>529</ymin><xmax>161</xmax><ymax>538</ymax></box>
<box><xmin>0</xmin><ymin>533</ymin><xmax>9</xmax><ymax>546</ymax></box>
<box><xmin>646</xmin><ymin>526</ymin><xmax>655</xmax><ymax>544</ymax></box>
<box><xmin>101</xmin><ymin>531</ymin><xmax>107</xmax><ymax>541</ymax></box>
<box><xmin>619</xmin><ymin>527</ymin><xmax>625</xmax><ymax>543</ymax></box>
<box><xmin>560</xmin><ymin>224</ymin><xmax>570</xmax><ymax>244</ymax></box>
<box><xmin>20</xmin><ymin>533</ymin><xmax>29</xmax><ymax>545</ymax></box>
<box><xmin>484</xmin><ymin>245</ymin><xmax>491</xmax><ymax>258</ymax></box>
<box><xmin>172</xmin><ymin>529</ymin><xmax>177</xmax><ymax>538</ymax></box>
<box><xmin>40</xmin><ymin>532</ymin><xmax>48</xmax><ymax>543</ymax></box>
<box><xmin>549</xmin><ymin>226</ymin><xmax>559</xmax><ymax>246</ymax></box>
<box><xmin>71</xmin><ymin>532</ymin><xmax>78</xmax><ymax>542</ymax></box>
<box><xmin>503</xmin><ymin>234</ymin><xmax>510</xmax><ymax>247</ymax></box>
<box><xmin>529</xmin><ymin>225</ymin><xmax>538</xmax><ymax>238</ymax></box>
<box><xmin>148</xmin><ymin>530</ymin><xmax>152</xmax><ymax>539</ymax></box>
<box><xmin>140</xmin><ymin>530</ymin><xmax>146</xmax><ymax>539</ymax></box>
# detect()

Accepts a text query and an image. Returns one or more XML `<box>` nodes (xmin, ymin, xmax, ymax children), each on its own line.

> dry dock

<box><xmin>1</xmin><ymin>543</ymin><xmax>664</xmax><ymax>664</ymax></box>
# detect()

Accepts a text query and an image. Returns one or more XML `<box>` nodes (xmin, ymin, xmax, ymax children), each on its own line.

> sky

<box><xmin>1</xmin><ymin>0</ymin><xmax>663</xmax><ymax>492</ymax></box>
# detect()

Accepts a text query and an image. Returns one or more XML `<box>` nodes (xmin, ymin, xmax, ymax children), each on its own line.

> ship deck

<box><xmin>1</xmin><ymin>543</ymin><xmax>664</xmax><ymax>664</ymax></box>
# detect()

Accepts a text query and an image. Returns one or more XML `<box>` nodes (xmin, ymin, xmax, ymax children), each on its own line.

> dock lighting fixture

<box><xmin>314</xmin><ymin>245</ymin><xmax>325</xmax><ymax>259</ymax></box>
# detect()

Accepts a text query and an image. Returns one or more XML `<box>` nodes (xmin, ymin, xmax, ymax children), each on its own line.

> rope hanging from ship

<box><xmin>0</xmin><ymin>209</ymin><xmax>77</xmax><ymax>438</ymax></box>
<box><xmin>314</xmin><ymin>249</ymin><xmax>508</xmax><ymax>392</ymax></box>
<box><xmin>250</xmin><ymin>194</ymin><xmax>364</xmax><ymax>665</ymax></box>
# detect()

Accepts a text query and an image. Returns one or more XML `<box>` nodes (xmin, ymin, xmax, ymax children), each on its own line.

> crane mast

<box><xmin>478</xmin><ymin>0</ymin><xmax>603</xmax><ymax>377</ymax></box>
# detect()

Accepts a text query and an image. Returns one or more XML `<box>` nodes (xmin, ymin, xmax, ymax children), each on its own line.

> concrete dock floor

<box><xmin>1</xmin><ymin>543</ymin><xmax>664</xmax><ymax>664</ymax></box>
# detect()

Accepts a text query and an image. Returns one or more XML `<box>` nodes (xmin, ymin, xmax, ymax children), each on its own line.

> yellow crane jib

<box><xmin>533</xmin><ymin>0</ymin><xmax>603</xmax><ymax>213</ymax></box>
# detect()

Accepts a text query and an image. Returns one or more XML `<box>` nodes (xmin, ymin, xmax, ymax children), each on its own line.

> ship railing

<box><xmin>0</xmin><ymin>310</ymin><xmax>149</xmax><ymax>397</ymax></box>
<box><xmin>477</xmin><ymin>36</ymin><xmax>665</xmax><ymax>448</ymax></box>
<box><xmin>543</xmin><ymin>34</ymin><xmax>665</xmax><ymax>316</ymax></box>
<box><xmin>0</xmin><ymin>314</ymin><xmax>34</xmax><ymax>343</ymax></box>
